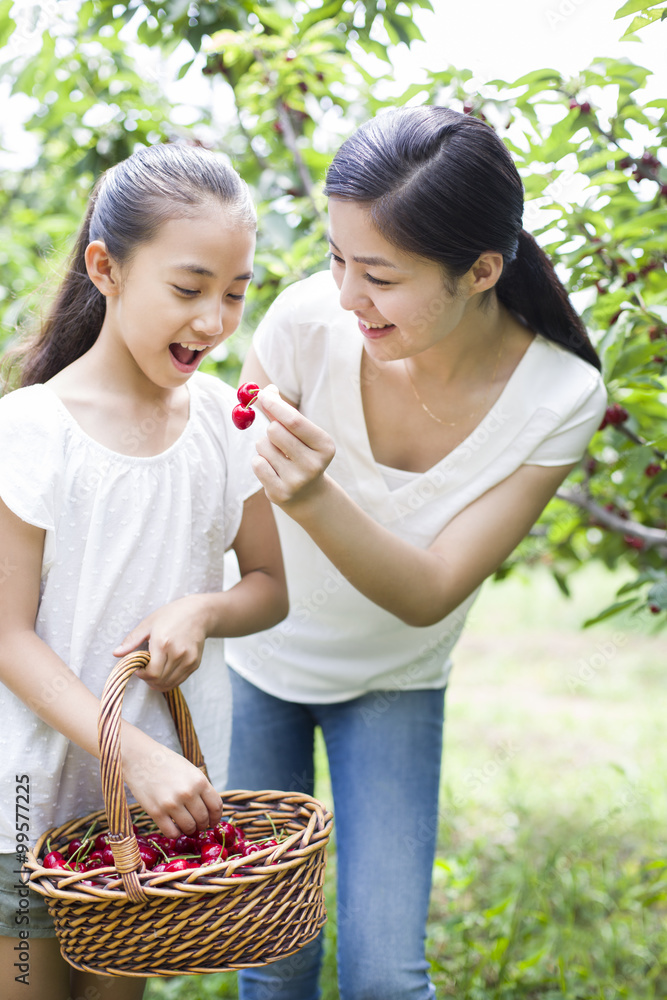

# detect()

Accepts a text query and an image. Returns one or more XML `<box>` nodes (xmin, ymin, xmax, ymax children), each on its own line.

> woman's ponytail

<box><xmin>326</xmin><ymin>107</ymin><xmax>601</xmax><ymax>372</ymax></box>
<box><xmin>496</xmin><ymin>230</ymin><xmax>601</xmax><ymax>371</ymax></box>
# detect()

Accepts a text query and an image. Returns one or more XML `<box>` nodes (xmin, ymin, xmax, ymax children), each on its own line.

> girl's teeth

<box><xmin>179</xmin><ymin>343</ymin><xmax>204</xmax><ymax>350</ymax></box>
<box><xmin>364</xmin><ymin>322</ymin><xmax>390</xmax><ymax>329</ymax></box>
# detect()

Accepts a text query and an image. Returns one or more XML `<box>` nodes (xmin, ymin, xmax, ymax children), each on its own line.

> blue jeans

<box><xmin>227</xmin><ymin>668</ymin><xmax>444</xmax><ymax>1000</ymax></box>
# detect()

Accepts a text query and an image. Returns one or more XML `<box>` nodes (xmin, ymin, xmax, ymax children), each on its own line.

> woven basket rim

<box><xmin>24</xmin><ymin>790</ymin><xmax>333</xmax><ymax>902</ymax></box>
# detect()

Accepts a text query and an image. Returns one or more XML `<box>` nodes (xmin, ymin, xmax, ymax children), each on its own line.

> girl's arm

<box><xmin>114</xmin><ymin>489</ymin><xmax>288</xmax><ymax>689</ymax></box>
<box><xmin>0</xmin><ymin>497</ymin><xmax>222</xmax><ymax>838</ymax></box>
<box><xmin>242</xmin><ymin>350</ymin><xmax>575</xmax><ymax>628</ymax></box>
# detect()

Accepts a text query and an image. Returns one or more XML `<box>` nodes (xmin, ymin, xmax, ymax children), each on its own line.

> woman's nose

<box><xmin>337</xmin><ymin>270</ymin><xmax>373</xmax><ymax>313</ymax></box>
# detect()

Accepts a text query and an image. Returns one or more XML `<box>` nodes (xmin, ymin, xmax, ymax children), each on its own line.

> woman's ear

<box><xmin>466</xmin><ymin>252</ymin><xmax>505</xmax><ymax>296</ymax></box>
<box><xmin>84</xmin><ymin>240</ymin><xmax>120</xmax><ymax>296</ymax></box>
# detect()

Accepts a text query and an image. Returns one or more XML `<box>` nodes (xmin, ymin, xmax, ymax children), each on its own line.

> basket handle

<box><xmin>97</xmin><ymin>650</ymin><xmax>209</xmax><ymax>903</ymax></box>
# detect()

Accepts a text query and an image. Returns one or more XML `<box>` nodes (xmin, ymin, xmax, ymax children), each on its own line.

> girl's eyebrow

<box><xmin>326</xmin><ymin>233</ymin><xmax>398</xmax><ymax>270</ymax></box>
<box><xmin>174</xmin><ymin>264</ymin><xmax>254</xmax><ymax>281</ymax></box>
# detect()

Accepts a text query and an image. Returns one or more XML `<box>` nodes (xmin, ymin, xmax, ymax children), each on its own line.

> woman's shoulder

<box><xmin>523</xmin><ymin>335</ymin><xmax>606</xmax><ymax>408</ymax></box>
<box><xmin>270</xmin><ymin>269</ymin><xmax>341</xmax><ymax>322</ymax></box>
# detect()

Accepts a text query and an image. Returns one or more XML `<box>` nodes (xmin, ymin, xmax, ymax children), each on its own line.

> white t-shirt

<box><xmin>226</xmin><ymin>270</ymin><xmax>607</xmax><ymax>703</ymax></box>
<box><xmin>0</xmin><ymin>371</ymin><xmax>260</xmax><ymax>853</ymax></box>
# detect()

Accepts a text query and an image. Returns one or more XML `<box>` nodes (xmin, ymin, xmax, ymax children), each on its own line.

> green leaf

<box><xmin>614</xmin><ymin>0</ymin><xmax>665</xmax><ymax>17</ymax></box>
<box><xmin>584</xmin><ymin>599</ymin><xmax>640</xmax><ymax>627</ymax></box>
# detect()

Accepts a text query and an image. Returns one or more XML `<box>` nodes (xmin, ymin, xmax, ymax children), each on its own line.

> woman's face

<box><xmin>327</xmin><ymin>198</ymin><xmax>469</xmax><ymax>362</ymax></box>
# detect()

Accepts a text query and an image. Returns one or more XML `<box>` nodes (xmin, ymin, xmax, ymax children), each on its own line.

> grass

<box><xmin>146</xmin><ymin>564</ymin><xmax>667</xmax><ymax>999</ymax></box>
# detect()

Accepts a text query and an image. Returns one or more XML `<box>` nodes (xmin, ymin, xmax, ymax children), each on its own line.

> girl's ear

<box><xmin>84</xmin><ymin>240</ymin><xmax>121</xmax><ymax>296</ymax></box>
<box><xmin>466</xmin><ymin>252</ymin><xmax>505</xmax><ymax>296</ymax></box>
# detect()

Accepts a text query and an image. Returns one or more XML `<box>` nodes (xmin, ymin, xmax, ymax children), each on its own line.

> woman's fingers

<box><xmin>257</xmin><ymin>388</ymin><xmax>335</xmax><ymax>456</ymax></box>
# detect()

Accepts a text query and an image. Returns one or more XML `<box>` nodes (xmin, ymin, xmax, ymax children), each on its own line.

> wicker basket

<box><xmin>23</xmin><ymin>651</ymin><xmax>333</xmax><ymax>977</ymax></box>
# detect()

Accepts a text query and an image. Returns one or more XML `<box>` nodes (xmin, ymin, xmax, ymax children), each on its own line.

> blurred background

<box><xmin>1</xmin><ymin>2</ymin><xmax>665</xmax><ymax>995</ymax></box>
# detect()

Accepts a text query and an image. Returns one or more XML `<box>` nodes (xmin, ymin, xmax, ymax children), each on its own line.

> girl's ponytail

<box><xmin>496</xmin><ymin>230</ymin><xmax>601</xmax><ymax>371</ymax></box>
<box><xmin>16</xmin><ymin>196</ymin><xmax>106</xmax><ymax>387</ymax></box>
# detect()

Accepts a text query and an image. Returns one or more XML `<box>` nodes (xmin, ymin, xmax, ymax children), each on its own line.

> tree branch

<box><xmin>557</xmin><ymin>486</ymin><xmax>667</xmax><ymax>553</ymax></box>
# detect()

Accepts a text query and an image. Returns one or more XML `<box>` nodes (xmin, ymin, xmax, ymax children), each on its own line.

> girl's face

<box><xmin>327</xmin><ymin>198</ymin><xmax>470</xmax><ymax>362</ymax></box>
<box><xmin>105</xmin><ymin>201</ymin><xmax>255</xmax><ymax>388</ymax></box>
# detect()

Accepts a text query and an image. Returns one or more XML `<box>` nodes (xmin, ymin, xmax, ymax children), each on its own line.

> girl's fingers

<box><xmin>113</xmin><ymin>623</ymin><xmax>149</xmax><ymax>657</ymax></box>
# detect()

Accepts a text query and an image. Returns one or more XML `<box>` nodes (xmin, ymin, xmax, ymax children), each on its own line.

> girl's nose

<box><xmin>191</xmin><ymin>300</ymin><xmax>224</xmax><ymax>338</ymax></box>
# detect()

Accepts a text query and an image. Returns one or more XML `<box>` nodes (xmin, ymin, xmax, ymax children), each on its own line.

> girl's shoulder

<box><xmin>189</xmin><ymin>370</ymin><xmax>238</xmax><ymax>412</ymax></box>
<box><xmin>0</xmin><ymin>383</ymin><xmax>66</xmax><ymax>437</ymax></box>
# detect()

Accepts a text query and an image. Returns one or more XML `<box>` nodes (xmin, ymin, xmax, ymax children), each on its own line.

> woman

<box><xmin>226</xmin><ymin>106</ymin><xmax>607</xmax><ymax>999</ymax></box>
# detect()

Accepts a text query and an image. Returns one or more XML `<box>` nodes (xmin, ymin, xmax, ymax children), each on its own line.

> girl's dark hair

<box><xmin>7</xmin><ymin>142</ymin><xmax>255</xmax><ymax>387</ymax></box>
<box><xmin>324</xmin><ymin>106</ymin><xmax>601</xmax><ymax>370</ymax></box>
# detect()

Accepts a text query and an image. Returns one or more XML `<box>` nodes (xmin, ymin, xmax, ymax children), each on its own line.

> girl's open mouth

<box><xmin>169</xmin><ymin>343</ymin><xmax>206</xmax><ymax>372</ymax></box>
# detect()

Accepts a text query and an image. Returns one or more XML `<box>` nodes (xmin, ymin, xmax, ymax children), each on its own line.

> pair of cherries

<box><xmin>232</xmin><ymin>382</ymin><xmax>260</xmax><ymax>429</ymax></box>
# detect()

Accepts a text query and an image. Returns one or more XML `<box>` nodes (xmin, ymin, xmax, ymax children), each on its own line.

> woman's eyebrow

<box><xmin>326</xmin><ymin>233</ymin><xmax>398</xmax><ymax>269</ymax></box>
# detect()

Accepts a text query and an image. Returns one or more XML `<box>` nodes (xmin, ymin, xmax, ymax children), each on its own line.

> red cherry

<box><xmin>151</xmin><ymin>862</ymin><xmax>169</xmax><ymax>873</ymax></box>
<box><xmin>164</xmin><ymin>858</ymin><xmax>200</xmax><ymax>872</ymax></box>
<box><xmin>579</xmin><ymin>101</ymin><xmax>591</xmax><ymax>114</ymax></box>
<box><xmin>93</xmin><ymin>833</ymin><xmax>110</xmax><ymax>852</ymax></box>
<box><xmin>623</xmin><ymin>535</ymin><xmax>644</xmax><ymax>550</ymax></box>
<box><xmin>201</xmin><ymin>843</ymin><xmax>229</xmax><ymax>865</ymax></box>
<box><xmin>649</xmin><ymin>604</ymin><xmax>661</xmax><ymax>614</ymax></box>
<box><xmin>65</xmin><ymin>861</ymin><xmax>86</xmax><ymax>872</ymax></box>
<box><xmin>138</xmin><ymin>844</ymin><xmax>159</xmax><ymax>869</ymax></box>
<box><xmin>66</xmin><ymin>838</ymin><xmax>85</xmax><ymax>859</ymax></box>
<box><xmin>101</xmin><ymin>846</ymin><xmax>116</xmax><ymax>866</ymax></box>
<box><xmin>645</xmin><ymin>463</ymin><xmax>662</xmax><ymax>477</ymax></box>
<box><xmin>43</xmin><ymin>851</ymin><xmax>66</xmax><ymax>870</ymax></box>
<box><xmin>599</xmin><ymin>404</ymin><xmax>629</xmax><ymax>430</ymax></box>
<box><xmin>237</xmin><ymin>382</ymin><xmax>260</xmax><ymax>407</ymax></box>
<box><xmin>85</xmin><ymin>851</ymin><xmax>106</xmax><ymax>869</ymax></box>
<box><xmin>232</xmin><ymin>404</ymin><xmax>256</xmax><ymax>429</ymax></box>
<box><xmin>174</xmin><ymin>835</ymin><xmax>199</xmax><ymax>855</ymax></box>
<box><xmin>215</xmin><ymin>821</ymin><xmax>242</xmax><ymax>851</ymax></box>
<box><xmin>149</xmin><ymin>835</ymin><xmax>177</xmax><ymax>856</ymax></box>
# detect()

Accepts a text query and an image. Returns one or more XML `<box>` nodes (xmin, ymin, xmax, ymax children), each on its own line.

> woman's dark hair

<box><xmin>324</xmin><ymin>106</ymin><xmax>600</xmax><ymax>370</ymax></box>
<box><xmin>6</xmin><ymin>142</ymin><xmax>255</xmax><ymax>388</ymax></box>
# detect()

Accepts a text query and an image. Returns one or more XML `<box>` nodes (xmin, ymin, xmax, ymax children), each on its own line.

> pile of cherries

<box><xmin>41</xmin><ymin>819</ymin><xmax>282</xmax><ymax>880</ymax></box>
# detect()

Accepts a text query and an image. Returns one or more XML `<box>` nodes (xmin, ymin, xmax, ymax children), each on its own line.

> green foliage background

<box><xmin>0</xmin><ymin>0</ymin><xmax>665</xmax><ymax>627</ymax></box>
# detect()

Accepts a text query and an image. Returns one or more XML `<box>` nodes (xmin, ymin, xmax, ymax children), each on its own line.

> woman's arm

<box><xmin>0</xmin><ymin>497</ymin><xmax>222</xmax><ymax>838</ymax></box>
<box><xmin>250</xmin><ymin>382</ymin><xmax>575</xmax><ymax>628</ymax></box>
<box><xmin>114</xmin><ymin>489</ymin><xmax>288</xmax><ymax>689</ymax></box>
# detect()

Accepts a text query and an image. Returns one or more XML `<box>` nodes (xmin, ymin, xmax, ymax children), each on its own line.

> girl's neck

<box><xmin>45</xmin><ymin>340</ymin><xmax>192</xmax><ymax>458</ymax></box>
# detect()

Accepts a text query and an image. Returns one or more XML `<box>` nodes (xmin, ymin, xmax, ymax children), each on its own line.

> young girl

<box><xmin>0</xmin><ymin>142</ymin><xmax>287</xmax><ymax>1000</ymax></box>
<box><xmin>225</xmin><ymin>106</ymin><xmax>607</xmax><ymax>999</ymax></box>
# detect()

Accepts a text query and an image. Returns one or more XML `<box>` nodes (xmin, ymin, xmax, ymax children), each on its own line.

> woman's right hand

<box><xmin>121</xmin><ymin>732</ymin><xmax>222</xmax><ymax>838</ymax></box>
<box><xmin>253</xmin><ymin>386</ymin><xmax>336</xmax><ymax>510</ymax></box>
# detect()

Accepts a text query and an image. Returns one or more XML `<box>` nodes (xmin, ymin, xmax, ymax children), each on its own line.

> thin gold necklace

<box><xmin>403</xmin><ymin>330</ymin><xmax>507</xmax><ymax>427</ymax></box>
